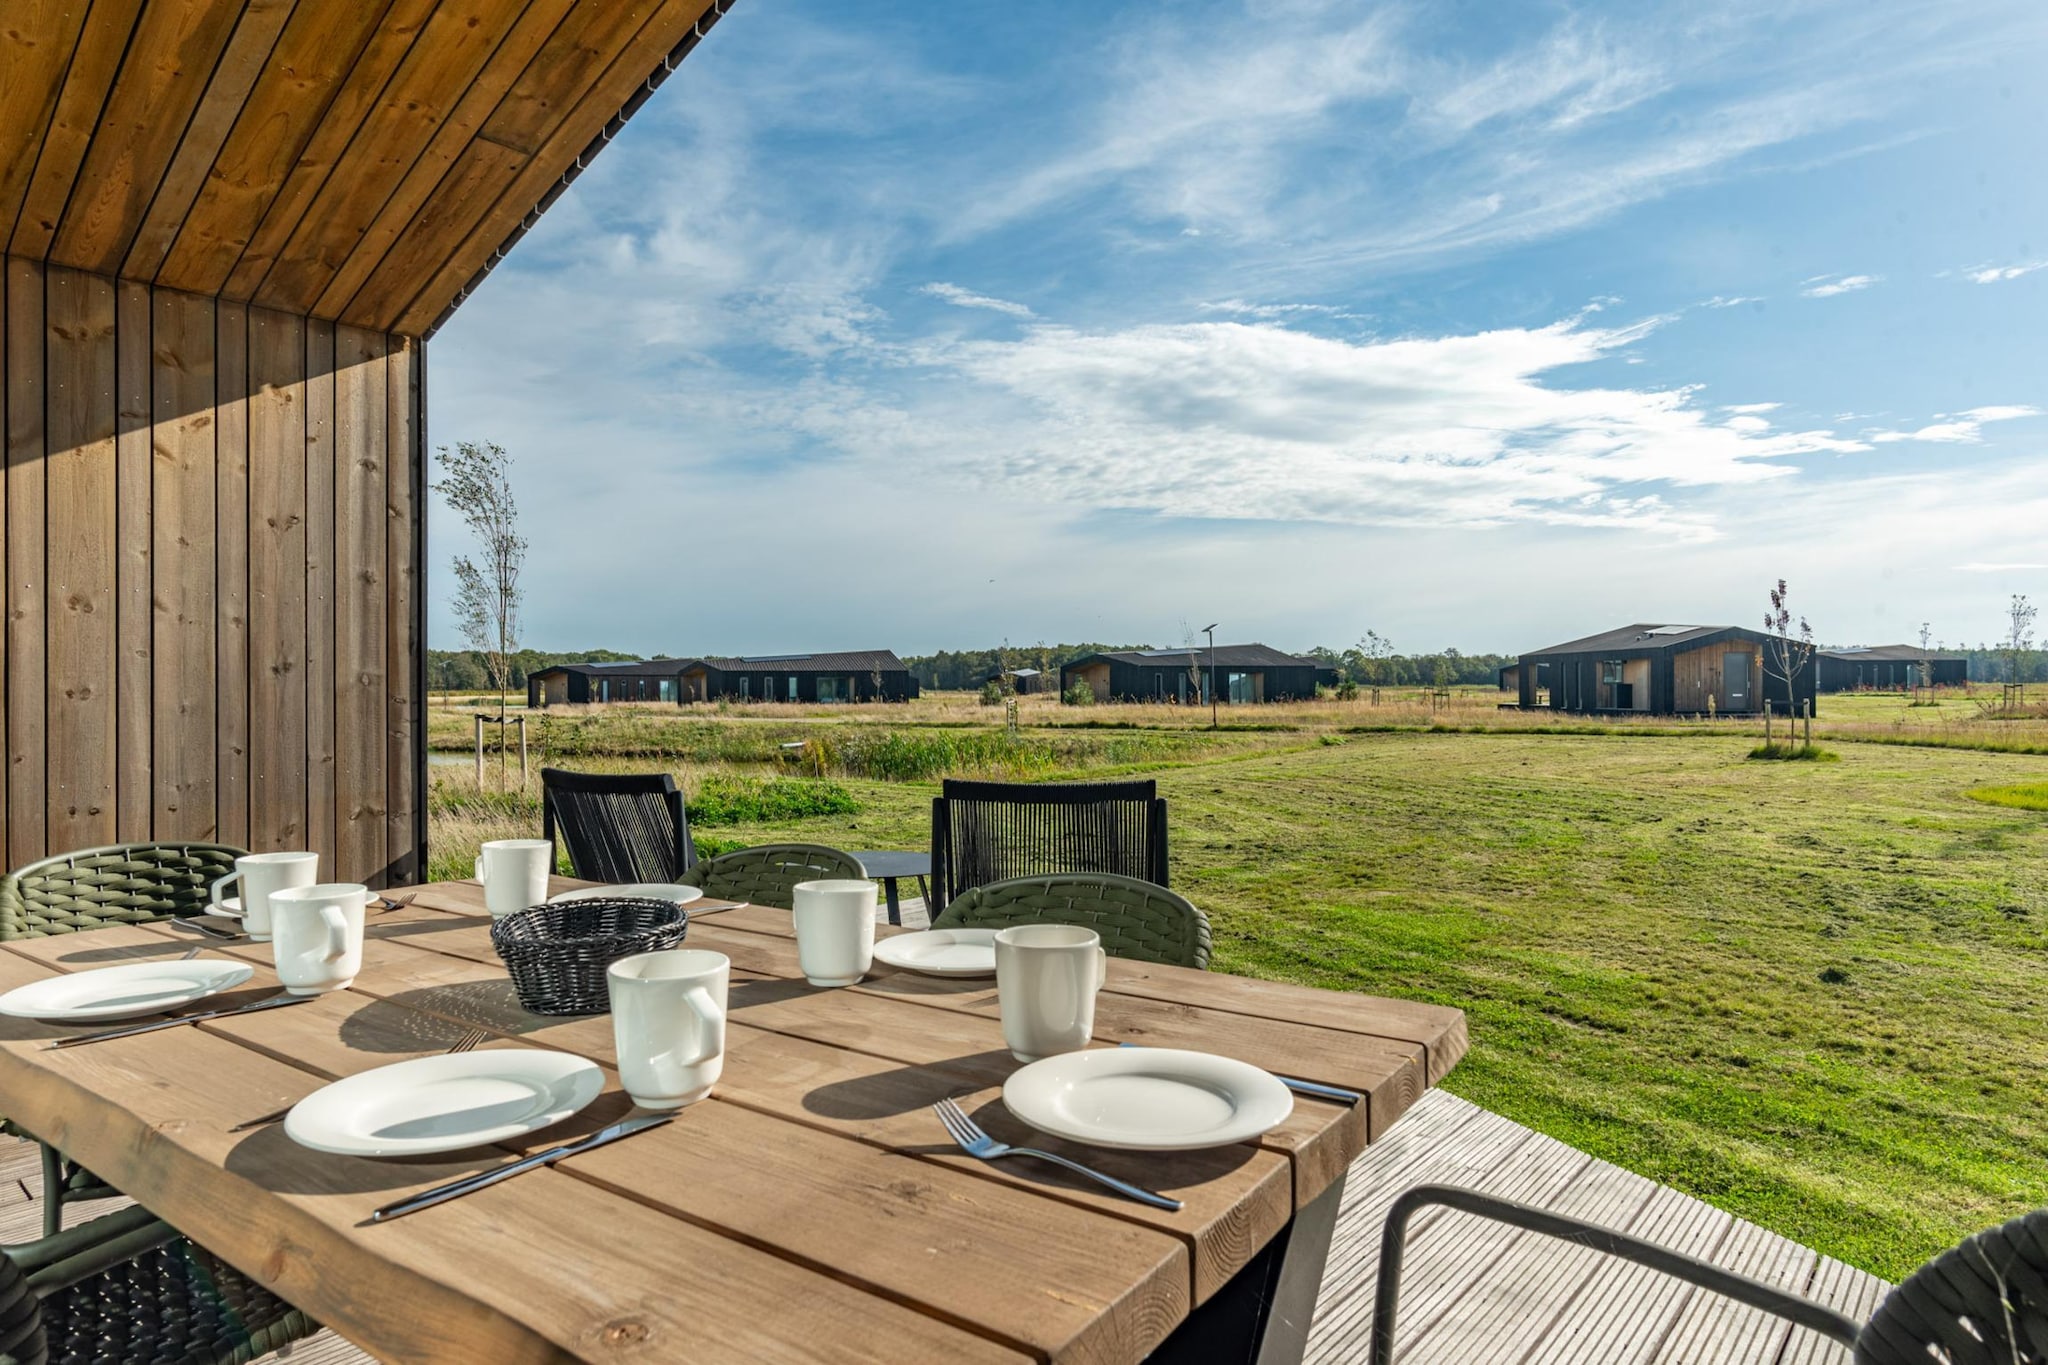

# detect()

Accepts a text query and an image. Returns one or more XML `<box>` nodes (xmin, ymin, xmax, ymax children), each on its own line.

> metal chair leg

<box><xmin>1369</xmin><ymin>1184</ymin><xmax>1863</xmax><ymax>1364</ymax></box>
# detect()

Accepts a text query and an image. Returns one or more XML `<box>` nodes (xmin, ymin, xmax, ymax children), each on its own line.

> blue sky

<box><xmin>429</xmin><ymin>0</ymin><xmax>2048</xmax><ymax>659</ymax></box>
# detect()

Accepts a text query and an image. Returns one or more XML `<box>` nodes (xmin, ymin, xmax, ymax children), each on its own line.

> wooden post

<box><xmin>474</xmin><ymin>713</ymin><xmax>484</xmax><ymax>784</ymax></box>
<box><xmin>517</xmin><ymin>716</ymin><xmax>529</xmax><ymax>781</ymax></box>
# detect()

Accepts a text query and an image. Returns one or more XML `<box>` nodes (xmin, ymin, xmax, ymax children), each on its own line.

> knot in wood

<box><xmin>600</xmin><ymin>1319</ymin><xmax>650</xmax><ymax>1347</ymax></box>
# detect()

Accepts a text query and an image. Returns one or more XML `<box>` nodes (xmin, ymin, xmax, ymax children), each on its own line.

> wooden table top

<box><xmin>0</xmin><ymin>880</ymin><xmax>1466</xmax><ymax>1365</ymax></box>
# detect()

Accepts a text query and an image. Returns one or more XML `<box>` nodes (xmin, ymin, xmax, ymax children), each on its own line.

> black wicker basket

<box><xmin>490</xmin><ymin>897</ymin><xmax>690</xmax><ymax>1015</ymax></box>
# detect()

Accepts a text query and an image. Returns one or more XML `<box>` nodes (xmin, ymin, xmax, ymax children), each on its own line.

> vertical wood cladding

<box><xmin>0</xmin><ymin>257</ymin><xmax>423</xmax><ymax>885</ymax></box>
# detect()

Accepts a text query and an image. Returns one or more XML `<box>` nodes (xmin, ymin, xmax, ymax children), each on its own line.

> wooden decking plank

<box><xmin>1645</xmin><ymin>1212</ymin><xmax>1817</xmax><ymax>1363</ymax></box>
<box><xmin>1778</xmin><ymin>1255</ymin><xmax>1885</xmax><ymax>1365</ymax></box>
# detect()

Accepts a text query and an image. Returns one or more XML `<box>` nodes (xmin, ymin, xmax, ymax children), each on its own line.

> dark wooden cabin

<box><xmin>1517</xmin><ymin>624</ymin><xmax>1818</xmax><ymax>716</ymax></box>
<box><xmin>679</xmin><ymin>651</ymin><xmax>919</xmax><ymax>703</ymax></box>
<box><xmin>527</xmin><ymin>660</ymin><xmax>692</xmax><ymax>707</ymax></box>
<box><xmin>1817</xmin><ymin>646</ymin><xmax>1967</xmax><ymax>692</ymax></box>
<box><xmin>1060</xmin><ymin>645</ymin><xmax>1335</xmax><ymax>704</ymax></box>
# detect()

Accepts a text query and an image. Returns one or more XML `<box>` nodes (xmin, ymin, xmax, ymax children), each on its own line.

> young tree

<box><xmin>1917</xmin><ymin>621</ymin><xmax>1934</xmax><ymax>697</ymax></box>
<box><xmin>1762</xmin><ymin>579</ymin><xmax>1814</xmax><ymax>746</ymax></box>
<box><xmin>1358</xmin><ymin>629</ymin><xmax>1393</xmax><ymax>703</ymax></box>
<box><xmin>432</xmin><ymin>441</ymin><xmax>526</xmax><ymax>730</ymax></box>
<box><xmin>2003</xmin><ymin>594</ymin><xmax>2037</xmax><ymax>709</ymax></box>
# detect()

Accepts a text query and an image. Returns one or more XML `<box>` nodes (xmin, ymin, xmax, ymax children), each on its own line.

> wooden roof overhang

<box><xmin>0</xmin><ymin>0</ymin><xmax>732</xmax><ymax>338</ymax></box>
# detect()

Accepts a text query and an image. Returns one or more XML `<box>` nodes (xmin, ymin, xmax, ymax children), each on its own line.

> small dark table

<box><xmin>850</xmin><ymin>850</ymin><xmax>931</xmax><ymax>926</ymax></box>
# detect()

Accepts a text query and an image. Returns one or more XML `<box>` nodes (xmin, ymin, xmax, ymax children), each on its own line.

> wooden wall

<box><xmin>1</xmin><ymin>257</ymin><xmax>423</xmax><ymax>886</ymax></box>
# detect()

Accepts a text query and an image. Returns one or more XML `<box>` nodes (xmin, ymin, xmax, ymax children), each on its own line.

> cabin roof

<box><xmin>1078</xmin><ymin>644</ymin><xmax>1323</xmax><ymax>669</ymax></box>
<box><xmin>1524</xmin><ymin>623</ymin><xmax>1748</xmax><ymax>656</ymax></box>
<box><xmin>0</xmin><ymin>0</ymin><xmax>730</xmax><ymax>336</ymax></box>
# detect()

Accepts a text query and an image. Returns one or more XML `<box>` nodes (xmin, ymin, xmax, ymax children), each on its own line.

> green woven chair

<box><xmin>691</xmin><ymin>844</ymin><xmax>867</xmax><ymax>909</ymax></box>
<box><xmin>0</xmin><ymin>1203</ymin><xmax>317</xmax><ymax>1365</ymax></box>
<box><xmin>2</xmin><ymin>842</ymin><xmax>248</xmax><ymax>1235</ymax></box>
<box><xmin>1</xmin><ymin>842</ymin><xmax>247</xmax><ymax>941</ymax></box>
<box><xmin>930</xmin><ymin>873</ymin><xmax>1211</xmax><ymax>969</ymax></box>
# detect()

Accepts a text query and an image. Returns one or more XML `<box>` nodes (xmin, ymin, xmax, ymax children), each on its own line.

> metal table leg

<box><xmin>881</xmin><ymin>876</ymin><xmax>902</xmax><ymax>926</ymax></box>
<box><xmin>1146</xmin><ymin>1170</ymin><xmax>1347</xmax><ymax>1364</ymax></box>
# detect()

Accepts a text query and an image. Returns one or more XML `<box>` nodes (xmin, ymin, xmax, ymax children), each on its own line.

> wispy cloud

<box><xmin>1701</xmin><ymin>295</ymin><xmax>1763</xmax><ymax>308</ymax></box>
<box><xmin>1869</xmin><ymin>405</ymin><xmax>2041</xmax><ymax>444</ymax></box>
<box><xmin>1955</xmin><ymin>561</ymin><xmax>2048</xmax><ymax>572</ymax></box>
<box><xmin>1199</xmin><ymin>299</ymin><xmax>1359</xmax><ymax>320</ymax></box>
<box><xmin>1959</xmin><ymin>261</ymin><xmax>2046</xmax><ymax>284</ymax></box>
<box><xmin>1801</xmin><ymin>273</ymin><xmax>1878</xmax><ymax>298</ymax></box>
<box><xmin>921</xmin><ymin>282</ymin><xmax>1035</xmax><ymax>317</ymax></box>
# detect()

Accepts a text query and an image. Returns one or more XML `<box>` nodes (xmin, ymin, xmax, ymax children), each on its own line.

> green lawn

<box><xmin>432</xmin><ymin>720</ymin><xmax>2048</xmax><ymax>1280</ymax></box>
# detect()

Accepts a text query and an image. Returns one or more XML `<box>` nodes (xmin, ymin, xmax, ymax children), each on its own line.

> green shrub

<box><xmin>978</xmin><ymin>680</ymin><xmax>1004</xmax><ymax>707</ymax></box>
<box><xmin>1063</xmin><ymin>681</ymin><xmax>1096</xmax><ymax>707</ymax></box>
<box><xmin>686</xmin><ymin>775</ymin><xmax>859</xmax><ymax>826</ymax></box>
<box><xmin>1335</xmin><ymin>679</ymin><xmax>1360</xmax><ymax>701</ymax></box>
<box><xmin>1747</xmin><ymin>742</ymin><xmax>1838</xmax><ymax>761</ymax></box>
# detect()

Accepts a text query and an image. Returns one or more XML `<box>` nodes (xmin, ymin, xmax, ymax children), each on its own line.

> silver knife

<box><xmin>370</xmin><ymin>1114</ymin><xmax>673</xmax><ymax>1223</ymax></box>
<box><xmin>1116</xmin><ymin>1041</ymin><xmax>1363</xmax><ymax>1106</ymax></box>
<box><xmin>47</xmin><ymin>991</ymin><xmax>316</xmax><ymax>1049</ymax></box>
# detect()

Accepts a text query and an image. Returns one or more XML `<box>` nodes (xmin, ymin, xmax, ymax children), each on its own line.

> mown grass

<box><xmin>426</xmin><ymin>696</ymin><xmax>2048</xmax><ymax>1279</ymax></box>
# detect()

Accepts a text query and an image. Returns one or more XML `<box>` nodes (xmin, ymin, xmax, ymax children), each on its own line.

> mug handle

<box><xmin>668</xmin><ymin>985</ymin><xmax>726</xmax><ymax>1067</ymax></box>
<box><xmin>1095</xmin><ymin>947</ymin><xmax>1107</xmax><ymax>991</ymax></box>
<box><xmin>473</xmin><ymin>857</ymin><xmax>485</xmax><ymax>883</ymax></box>
<box><xmin>319</xmin><ymin>902</ymin><xmax>351</xmax><ymax>963</ymax></box>
<box><xmin>209</xmin><ymin>868</ymin><xmax>243</xmax><ymax>911</ymax></box>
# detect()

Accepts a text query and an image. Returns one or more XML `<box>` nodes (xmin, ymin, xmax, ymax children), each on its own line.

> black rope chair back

<box><xmin>540</xmin><ymin>768</ymin><xmax>696</xmax><ymax>884</ymax></box>
<box><xmin>929</xmin><ymin>778</ymin><xmax>1168</xmax><ymax>914</ymax></box>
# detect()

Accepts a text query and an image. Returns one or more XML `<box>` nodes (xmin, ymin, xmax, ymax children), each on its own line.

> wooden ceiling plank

<box><xmin>152</xmin><ymin>0</ymin><xmax>395</xmax><ymax>297</ymax></box>
<box><xmin>6</xmin><ymin>0</ymin><xmax>149</xmax><ymax>261</ymax></box>
<box><xmin>119</xmin><ymin>0</ymin><xmax>299</xmax><ymax>282</ymax></box>
<box><xmin>46</xmin><ymin>0</ymin><xmax>252</xmax><ymax>276</ymax></box>
<box><xmin>390</xmin><ymin>0</ymin><xmax>721</xmax><ymax>336</ymax></box>
<box><xmin>344</xmin><ymin>140</ymin><xmax>525</xmax><ymax>328</ymax></box>
<box><xmin>346</xmin><ymin>0</ymin><xmax>690</xmax><ymax>330</ymax></box>
<box><xmin>308</xmin><ymin>0</ymin><xmax>574</xmax><ymax>321</ymax></box>
<box><xmin>250</xmin><ymin>0</ymin><xmax>540</xmax><ymax>315</ymax></box>
<box><xmin>0</xmin><ymin>0</ymin><xmax>95</xmax><ymax>244</ymax></box>
<box><xmin>218</xmin><ymin>0</ymin><xmax>439</xmax><ymax>303</ymax></box>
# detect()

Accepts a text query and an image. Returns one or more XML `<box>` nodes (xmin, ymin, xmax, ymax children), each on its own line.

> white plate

<box><xmin>547</xmin><ymin>883</ymin><xmax>703</xmax><ymax>907</ymax></box>
<box><xmin>872</xmin><ymin>928</ymin><xmax>999</xmax><ymax>978</ymax></box>
<box><xmin>0</xmin><ymin>960</ymin><xmax>255</xmax><ymax>1022</ymax></box>
<box><xmin>1002</xmin><ymin>1047</ymin><xmax>1294</xmax><ymax>1151</ymax></box>
<box><xmin>284</xmin><ymin>1050</ymin><xmax>605</xmax><ymax>1158</ymax></box>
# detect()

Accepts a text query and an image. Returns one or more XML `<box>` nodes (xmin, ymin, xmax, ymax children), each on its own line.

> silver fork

<box><xmin>230</xmin><ymin>1027</ymin><xmax>493</xmax><ymax>1132</ymax></box>
<box><xmin>932</xmin><ymin>1097</ymin><xmax>1182</xmax><ymax>1211</ymax></box>
<box><xmin>169</xmin><ymin>916</ymin><xmax>246</xmax><ymax>942</ymax></box>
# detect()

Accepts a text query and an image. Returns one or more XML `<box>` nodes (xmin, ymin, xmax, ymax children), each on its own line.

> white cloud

<box><xmin>1701</xmin><ymin>295</ymin><xmax>1763</xmax><ymax>308</ymax></box>
<box><xmin>1725</xmin><ymin>402</ymin><xmax>1781</xmax><ymax>413</ymax></box>
<box><xmin>1962</xmin><ymin>261</ymin><xmax>2046</xmax><ymax>284</ymax></box>
<box><xmin>1869</xmin><ymin>405</ymin><xmax>2041</xmax><ymax>444</ymax></box>
<box><xmin>920</xmin><ymin>282</ymin><xmax>1035</xmax><ymax>317</ymax></box>
<box><xmin>1199</xmin><ymin>299</ymin><xmax>1357</xmax><ymax>320</ymax></box>
<box><xmin>1800</xmin><ymin>273</ymin><xmax>1878</xmax><ymax>298</ymax></box>
<box><xmin>1955</xmin><ymin>562</ymin><xmax>2048</xmax><ymax>573</ymax></box>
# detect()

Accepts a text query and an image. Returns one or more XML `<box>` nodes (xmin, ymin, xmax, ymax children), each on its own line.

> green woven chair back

<box><xmin>1854</xmin><ymin>1205</ymin><xmax>2048</xmax><ymax>1363</ymax></box>
<box><xmin>692</xmin><ymin>844</ymin><xmax>868</xmax><ymax>909</ymax></box>
<box><xmin>1</xmin><ymin>843</ymin><xmax>248</xmax><ymax>942</ymax></box>
<box><xmin>931</xmin><ymin>873</ymin><xmax>1211</xmax><ymax>969</ymax></box>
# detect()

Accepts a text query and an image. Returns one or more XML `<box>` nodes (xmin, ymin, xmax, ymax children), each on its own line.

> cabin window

<box><xmin>788</xmin><ymin>676</ymin><xmax>799</xmax><ymax>701</ymax></box>
<box><xmin>818</xmin><ymin>676</ymin><xmax>843</xmax><ymax>703</ymax></box>
<box><xmin>738</xmin><ymin>677</ymin><xmax>750</xmax><ymax>700</ymax></box>
<box><xmin>1227</xmin><ymin>672</ymin><xmax>1255</xmax><ymax>704</ymax></box>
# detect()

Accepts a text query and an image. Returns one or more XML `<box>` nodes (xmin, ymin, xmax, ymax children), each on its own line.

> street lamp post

<box><xmin>1201</xmin><ymin>623</ymin><xmax>1219</xmax><ymax>729</ymax></box>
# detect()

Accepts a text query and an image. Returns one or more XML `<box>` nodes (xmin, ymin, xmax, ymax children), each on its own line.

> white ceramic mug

<box><xmin>267</xmin><ymin>883</ymin><xmax>368</xmax><ymax>995</ymax></box>
<box><xmin>475</xmin><ymin>839</ymin><xmax>553</xmax><ymax>918</ymax></box>
<box><xmin>995</xmin><ymin>924</ymin><xmax>1107</xmax><ymax>1063</ymax></box>
<box><xmin>210</xmin><ymin>851</ymin><xmax>319</xmax><ymax>942</ymax></box>
<box><xmin>608</xmin><ymin>949</ymin><xmax>729</xmax><ymax>1109</ymax></box>
<box><xmin>791</xmin><ymin>879</ymin><xmax>877</xmax><ymax>987</ymax></box>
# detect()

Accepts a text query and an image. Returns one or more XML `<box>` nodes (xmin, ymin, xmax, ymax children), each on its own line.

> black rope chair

<box><xmin>2</xmin><ymin>842</ymin><xmax>248</xmax><ymax>1236</ymax></box>
<box><xmin>540</xmin><ymin>768</ymin><xmax>696</xmax><ymax>883</ymax></box>
<box><xmin>1371</xmin><ymin>1185</ymin><xmax>2048</xmax><ymax>1364</ymax></box>
<box><xmin>691</xmin><ymin>844</ymin><xmax>867</xmax><ymax>909</ymax></box>
<box><xmin>0</xmin><ymin>1203</ymin><xmax>318</xmax><ymax>1365</ymax></box>
<box><xmin>931</xmin><ymin>874</ymin><xmax>1211</xmax><ymax>969</ymax></box>
<box><xmin>928</xmin><ymin>778</ymin><xmax>1168</xmax><ymax>915</ymax></box>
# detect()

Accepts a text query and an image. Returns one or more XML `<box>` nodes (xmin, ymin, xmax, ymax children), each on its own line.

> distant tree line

<box><xmin>904</xmin><ymin>645</ymin><xmax>1153</xmax><ymax>691</ymax></box>
<box><xmin>902</xmin><ymin>641</ymin><xmax>1519</xmax><ymax>691</ymax></box>
<box><xmin>427</xmin><ymin>648</ymin><xmax>642</xmax><ymax>692</ymax></box>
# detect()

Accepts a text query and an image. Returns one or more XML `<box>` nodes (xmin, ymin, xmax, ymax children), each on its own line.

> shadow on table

<box><xmin>352</xmin><ymin>982</ymin><xmax>562</xmax><ymax>1042</ymax></box>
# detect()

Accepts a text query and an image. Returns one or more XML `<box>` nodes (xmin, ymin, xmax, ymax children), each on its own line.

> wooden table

<box><xmin>0</xmin><ymin>881</ymin><xmax>1465</xmax><ymax>1364</ymax></box>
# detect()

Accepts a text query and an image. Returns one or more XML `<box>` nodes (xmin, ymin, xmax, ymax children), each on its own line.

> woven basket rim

<box><xmin>490</xmin><ymin>897</ymin><xmax>686</xmax><ymax>945</ymax></box>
